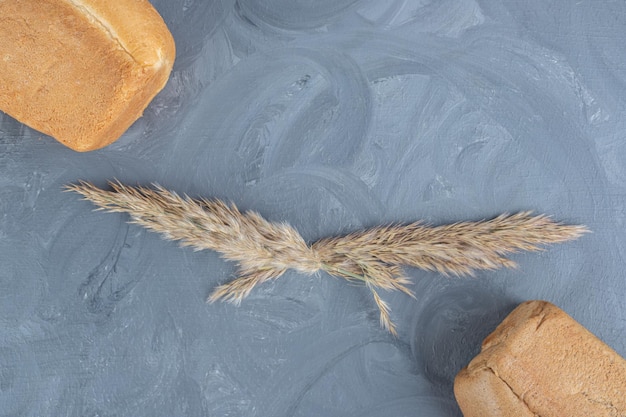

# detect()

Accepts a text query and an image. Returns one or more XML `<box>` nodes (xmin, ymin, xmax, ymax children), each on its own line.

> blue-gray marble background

<box><xmin>1</xmin><ymin>1</ymin><xmax>625</xmax><ymax>416</ymax></box>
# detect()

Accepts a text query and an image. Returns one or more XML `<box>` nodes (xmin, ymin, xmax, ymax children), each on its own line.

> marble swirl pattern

<box><xmin>0</xmin><ymin>1</ymin><xmax>625</xmax><ymax>416</ymax></box>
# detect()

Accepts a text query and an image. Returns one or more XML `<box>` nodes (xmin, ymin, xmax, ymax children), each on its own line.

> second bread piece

<box><xmin>0</xmin><ymin>0</ymin><xmax>176</xmax><ymax>151</ymax></box>
<box><xmin>454</xmin><ymin>300</ymin><xmax>626</xmax><ymax>417</ymax></box>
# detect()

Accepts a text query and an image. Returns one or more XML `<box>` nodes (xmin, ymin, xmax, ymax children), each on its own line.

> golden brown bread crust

<box><xmin>454</xmin><ymin>300</ymin><xmax>626</xmax><ymax>417</ymax></box>
<box><xmin>0</xmin><ymin>0</ymin><xmax>175</xmax><ymax>151</ymax></box>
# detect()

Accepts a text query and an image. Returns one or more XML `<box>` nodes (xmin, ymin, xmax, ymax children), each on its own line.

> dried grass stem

<box><xmin>66</xmin><ymin>180</ymin><xmax>588</xmax><ymax>335</ymax></box>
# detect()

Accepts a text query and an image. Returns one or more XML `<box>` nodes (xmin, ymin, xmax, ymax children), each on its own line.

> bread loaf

<box><xmin>454</xmin><ymin>300</ymin><xmax>626</xmax><ymax>417</ymax></box>
<box><xmin>0</xmin><ymin>0</ymin><xmax>175</xmax><ymax>151</ymax></box>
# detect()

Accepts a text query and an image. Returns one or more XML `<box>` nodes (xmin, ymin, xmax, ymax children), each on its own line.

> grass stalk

<box><xmin>66</xmin><ymin>180</ymin><xmax>588</xmax><ymax>334</ymax></box>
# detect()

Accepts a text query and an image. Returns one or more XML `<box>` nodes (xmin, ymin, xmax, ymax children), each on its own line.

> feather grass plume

<box><xmin>66</xmin><ymin>180</ymin><xmax>588</xmax><ymax>335</ymax></box>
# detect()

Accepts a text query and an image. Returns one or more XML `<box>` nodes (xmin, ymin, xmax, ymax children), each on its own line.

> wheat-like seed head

<box><xmin>67</xmin><ymin>181</ymin><xmax>588</xmax><ymax>335</ymax></box>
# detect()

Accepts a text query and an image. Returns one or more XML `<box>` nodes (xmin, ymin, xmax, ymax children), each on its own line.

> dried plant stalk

<box><xmin>66</xmin><ymin>181</ymin><xmax>588</xmax><ymax>335</ymax></box>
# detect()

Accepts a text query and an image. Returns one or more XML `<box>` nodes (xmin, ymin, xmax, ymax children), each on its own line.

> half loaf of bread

<box><xmin>454</xmin><ymin>300</ymin><xmax>626</xmax><ymax>417</ymax></box>
<box><xmin>0</xmin><ymin>0</ymin><xmax>175</xmax><ymax>151</ymax></box>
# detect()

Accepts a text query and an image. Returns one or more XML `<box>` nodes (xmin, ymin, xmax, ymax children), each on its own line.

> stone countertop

<box><xmin>1</xmin><ymin>1</ymin><xmax>624</xmax><ymax>416</ymax></box>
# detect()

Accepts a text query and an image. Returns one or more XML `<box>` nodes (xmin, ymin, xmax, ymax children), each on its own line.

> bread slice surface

<box><xmin>0</xmin><ymin>0</ymin><xmax>175</xmax><ymax>151</ymax></box>
<box><xmin>454</xmin><ymin>300</ymin><xmax>626</xmax><ymax>417</ymax></box>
